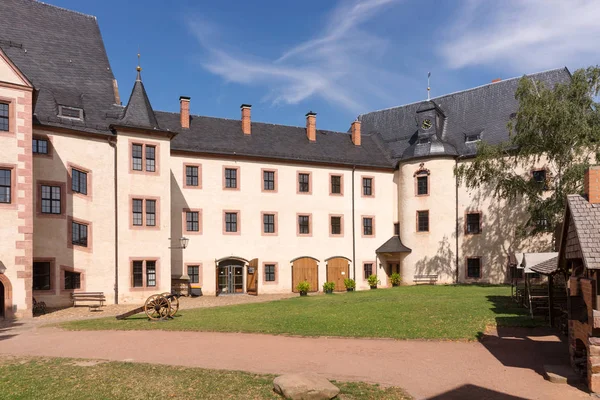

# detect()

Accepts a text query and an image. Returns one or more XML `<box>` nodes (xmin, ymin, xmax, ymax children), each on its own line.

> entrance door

<box><xmin>388</xmin><ymin>263</ymin><xmax>400</xmax><ymax>275</ymax></box>
<box><xmin>218</xmin><ymin>265</ymin><xmax>244</xmax><ymax>295</ymax></box>
<box><xmin>246</xmin><ymin>258</ymin><xmax>258</xmax><ymax>296</ymax></box>
<box><xmin>0</xmin><ymin>281</ymin><xmax>4</xmax><ymax>319</ymax></box>
<box><xmin>327</xmin><ymin>258</ymin><xmax>349</xmax><ymax>292</ymax></box>
<box><xmin>292</xmin><ymin>257</ymin><xmax>318</xmax><ymax>292</ymax></box>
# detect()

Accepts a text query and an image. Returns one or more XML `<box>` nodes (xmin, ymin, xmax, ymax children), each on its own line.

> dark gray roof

<box><xmin>529</xmin><ymin>256</ymin><xmax>558</xmax><ymax>275</ymax></box>
<box><xmin>359</xmin><ymin>68</ymin><xmax>572</xmax><ymax>162</ymax></box>
<box><xmin>119</xmin><ymin>71</ymin><xmax>160</xmax><ymax>130</ymax></box>
<box><xmin>0</xmin><ymin>0</ymin><xmax>119</xmax><ymax>135</ymax></box>
<box><xmin>376</xmin><ymin>236</ymin><xmax>412</xmax><ymax>254</ymax></box>
<box><xmin>566</xmin><ymin>195</ymin><xmax>600</xmax><ymax>270</ymax></box>
<box><xmin>161</xmin><ymin>111</ymin><xmax>393</xmax><ymax>168</ymax></box>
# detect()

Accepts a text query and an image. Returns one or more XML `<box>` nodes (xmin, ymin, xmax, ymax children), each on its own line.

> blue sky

<box><xmin>50</xmin><ymin>0</ymin><xmax>599</xmax><ymax>132</ymax></box>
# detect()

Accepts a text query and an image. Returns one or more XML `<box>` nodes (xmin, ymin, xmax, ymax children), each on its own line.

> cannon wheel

<box><xmin>144</xmin><ymin>294</ymin><xmax>171</xmax><ymax>321</ymax></box>
<box><xmin>161</xmin><ymin>292</ymin><xmax>179</xmax><ymax>317</ymax></box>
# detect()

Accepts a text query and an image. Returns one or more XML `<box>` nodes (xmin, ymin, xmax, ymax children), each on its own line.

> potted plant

<box><xmin>389</xmin><ymin>272</ymin><xmax>402</xmax><ymax>287</ymax></box>
<box><xmin>323</xmin><ymin>281</ymin><xmax>335</xmax><ymax>294</ymax></box>
<box><xmin>344</xmin><ymin>278</ymin><xmax>356</xmax><ymax>292</ymax></box>
<box><xmin>368</xmin><ymin>274</ymin><xmax>380</xmax><ymax>289</ymax></box>
<box><xmin>296</xmin><ymin>280</ymin><xmax>310</xmax><ymax>296</ymax></box>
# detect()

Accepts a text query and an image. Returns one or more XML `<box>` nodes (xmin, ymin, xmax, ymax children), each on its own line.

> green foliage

<box><xmin>296</xmin><ymin>280</ymin><xmax>310</xmax><ymax>293</ymax></box>
<box><xmin>389</xmin><ymin>273</ymin><xmax>402</xmax><ymax>285</ymax></box>
<box><xmin>367</xmin><ymin>274</ymin><xmax>380</xmax><ymax>287</ymax></box>
<box><xmin>455</xmin><ymin>66</ymin><xmax>600</xmax><ymax>237</ymax></box>
<box><xmin>344</xmin><ymin>278</ymin><xmax>356</xmax><ymax>289</ymax></box>
<box><xmin>323</xmin><ymin>282</ymin><xmax>336</xmax><ymax>292</ymax></box>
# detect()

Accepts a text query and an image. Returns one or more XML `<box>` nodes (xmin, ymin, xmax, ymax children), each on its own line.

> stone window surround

<box><xmin>261</xmin><ymin>211</ymin><xmax>278</xmax><ymax>236</ymax></box>
<box><xmin>182</xmin><ymin>208</ymin><xmax>203</xmax><ymax>235</ymax></box>
<box><xmin>416</xmin><ymin>210</ymin><xmax>429</xmax><ymax>233</ymax></box>
<box><xmin>296</xmin><ymin>213</ymin><xmax>313</xmax><ymax>237</ymax></box>
<box><xmin>329</xmin><ymin>214</ymin><xmax>344</xmax><ymax>237</ymax></box>
<box><xmin>297</xmin><ymin>171</ymin><xmax>312</xmax><ymax>195</ymax></box>
<box><xmin>129</xmin><ymin>195</ymin><xmax>161</xmax><ymax>230</ymax></box>
<box><xmin>67</xmin><ymin>162</ymin><xmax>93</xmax><ymax>201</ymax></box>
<box><xmin>262</xmin><ymin>262</ymin><xmax>279</xmax><ymax>285</ymax></box>
<box><xmin>185</xmin><ymin>262</ymin><xmax>203</xmax><ymax>286</ymax></box>
<box><xmin>223</xmin><ymin>165</ymin><xmax>241</xmax><ymax>191</ymax></box>
<box><xmin>361</xmin><ymin>175</ymin><xmax>375</xmax><ymax>198</ymax></box>
<box><xmin>36</xmin><ymin>180</ymin><xmax>66</xmax><ymax>219</ymax></box>
<box><xmin>0</xmin><ymin>96</ymin><xmax>16</xmax><ymax>137</ymax></box>
<box><xmin>223</xmin><ymin>210</ymin><xmax>241</xmax><ymax>235</ymax></box>
<box><xmin>129</xmin><ymin>139</ymin><xmax>160</xmax><ymax>175</ymax></box>
<box><xmin>361</xmin><ymin>215</ymin><xmax>376</xmax><ymax>238</ymax></box>
<box><xmin>465</xmin><ymin>256</ymin><xmax>483</xmax><ymax>279</ymax></box>
<box><xmin>261</xmin><ymin>168</ymin><xmax>278</xmax><ymax>193</ymax></box>
<box><xmin>32</xmin><ymin>134</ymin><xmax>53</xmax><ymax>158</ymax></box>
<box><xmin>363</xmin><ymin>261</ymin><xmax>375</xmax><ymax>280</ymax></box>
<box><xmin>183</xmin><ymin>163</ymin><xmax>202</xmax><ymax>189</ymax></box>
<box><xmin>59</xmin><ymin>265</ymin><xmax>86</xmax><ymax>293</ymax></box>
<box><xmin>32</xmin><ymin>257</ymin><xmax>57</xmax><ymax>295</ymax></box>
<box><xmin>67</xmin><ymin>216</ymin><xmax>93</xmax><ymax>253</ymax></box>
<box><xmin>464</xmin><ymin>211</ymin><xmax>483</xmax><ymax>235</ymax></box>
<box><xmin>0</xmin><ymin>163</ymin><xmax>17</xmax><ymax>210</ymax></box>
<box><xmin>329</xmin><ymin>173</ymin><xmax>344</xmax><ymax>196</ymax></box>
<box><xmin>129</xmin><ymin>257</ymin><xmax>160</xmax><ymax>290</ymax></box>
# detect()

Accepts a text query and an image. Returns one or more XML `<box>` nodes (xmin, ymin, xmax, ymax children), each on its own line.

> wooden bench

<box><xmin>71</xmin><ymin>292</ymin><xmax>106</xmax><ymax>311</ymax></box>
<box><xmin>413</xmin><ymin>274</ymin><xmax>438</xmax><ymax>285</ymax></box>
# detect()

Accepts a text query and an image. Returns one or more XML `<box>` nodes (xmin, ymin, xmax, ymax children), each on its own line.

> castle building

<box><xmin>0</xmin><ymin>0</ymin><xmax>569</xmax><ymax>318</ymax></box>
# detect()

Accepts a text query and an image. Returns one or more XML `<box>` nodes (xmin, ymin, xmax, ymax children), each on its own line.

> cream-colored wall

<box><xmin>171</xmin><ymin>154</ymin><xmax>396</xmax><ymax>295</ymax></box>
<box><xmin>116</xmin><ymin>131</ymin><xmax>172</xmax><ymax>303</ymax></box>
<box><xmin>32</xmin><ymin>129</ymin><xmax>116</xmax><ymax>307</ymax></box>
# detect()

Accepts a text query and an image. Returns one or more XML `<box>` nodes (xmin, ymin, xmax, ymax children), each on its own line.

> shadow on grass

<box><xmin>425</xmin><ymin>384</ymin><xmax>528</xmax><ymax>400</ymax></box>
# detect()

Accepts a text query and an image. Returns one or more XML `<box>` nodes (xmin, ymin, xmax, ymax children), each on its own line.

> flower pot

<box><xmin>346</xmin><ymin>288</ymin><xmax>354</xmax><ymax>292</ymax></box>
<box><xmin>299</xmin><ymin>291</ymin><xmax>308</xmax><ymax>296</ymax></box>
<box><xmin>370</xmin><ymin>285</ymin><xmax>377</xmax><ymax>290</ymax></box>
<box><xmin>392</xmin><ymin>283</ymin><xmax>399</xmax><ymax>287</ymax></box>
<box><xmin>325</xmin><ymin>289</ymin><xmax>334</xmax><ymax>294</ymax></box>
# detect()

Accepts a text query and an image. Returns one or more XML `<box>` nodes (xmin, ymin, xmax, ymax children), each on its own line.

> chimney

<box><xmin>585</xmin><ymin>166</ymin><xmax>600</xmax><ymax>204</ymax></box>
<box><xmin>491</xmin><ymin>78</ymin><xmax>502</xmax><ymax>83</ymax></box>
<box><xmin>306</xmin><ymin>111</ymin><xmax>316</xmax><ymax>142</ymax></box>
<box><xmin>241</xmin><ymin>104</ymin><xmax>251</xmax><ymax>135</ymax></box>
<box><xmin>180</xmin><ymin>96</ymin><xmax>191</xmax><ymax>129</ymax></box>
<box><xmin>351</xmin><ymin>120</ymin><xmax>361</xmax><ymax>146</ymax></box>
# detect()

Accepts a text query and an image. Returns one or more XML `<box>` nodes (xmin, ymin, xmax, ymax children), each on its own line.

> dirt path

<box><xmin>0</xmin><ymin>325</ymin><xmax>587</xmax><ymax>399</ymax></box>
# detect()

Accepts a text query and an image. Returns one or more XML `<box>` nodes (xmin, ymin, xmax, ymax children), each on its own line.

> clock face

<box><xmin>421</xmin><ymin>119</ymin><xmax>432</xmax><ymax>130</ymax></box>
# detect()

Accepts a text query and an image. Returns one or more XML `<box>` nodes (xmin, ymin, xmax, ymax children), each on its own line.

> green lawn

<box><xmin>60</xmin><ymin>285</ymin><xmax>542</xmax><ymax>340</ymax></box>
<box><xmin>0</xmin><ymin>357</ymin><xmax>411</xmax><ymax>400</ymax></box>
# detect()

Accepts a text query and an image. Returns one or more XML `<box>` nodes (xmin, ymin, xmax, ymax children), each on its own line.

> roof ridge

<box><xmin>360</xmin><ymin>67</ymin><xmax>569</xmax><ymax>116</ymax></box>
<box><xmin>34</xmin><ymin>1</ymin><xmax>96</xmax><ymax>20</ymax></box>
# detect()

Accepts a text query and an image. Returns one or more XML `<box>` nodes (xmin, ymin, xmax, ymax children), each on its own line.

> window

<box><xmin>263</xmin><ymin>170</ymin><xmax>275</xmax><ymax>191</ymax></box>
<box><xmin>132</xmin><ymin>144</ymin><xmax>143</xmax><ymax>171</ymax></box>
<box><xmin>394</xmin><ymin>223</ymin><xmax>400</xmax><ymax>236</ymax></box>
<box><xmin>416</xmin><ymin>175</ymin><xmax>428</xmax><ymax>196</ymax></box>
<box><xmin>265</xmin><ymin>264</ymin><xmax>276</xmax><ymax>282</ymax></box>
<box><xmin>363</xmin><ymin>217</ymin><xmax>373</xmax><ymax>236</ymax></box>
<box><xmin>71</xmin><ymin>169</ymin><xmax>87</xmax><ymax>195</ymax></box>
<box><xmin>132</xmin><ymin>199</ymin><xmax>143</xmax><ymax>226</ymax></box>
<box><xmin>225</xmin><ymin>212</ymin><xmax>238</xmax><ymax>233</ymax></box>
<box><xmin>465</xmin><ymin>133</ymin><xmax>481</xmax><ymax>143</ymax></box>
<box><xmin>146</xmin><ymin>261</ymin><xmax>156</xmax><ymax>287</ymax></box>
<box><xmin>298</xmin><ymin>215</ymin><xmax>310</xmax><ymax>235</ymax></box>
<box><xmin>188</xmin><ymin>265</ymin><xmax>199</xmax><ymax>284</ymax></box>
<box><xmin>225</xmin><ymin>168</ymin><xmax>237</xmax><ymax>189</ymax></box>
<box><xmin>33</xmin><ymin>138</ymin><xmax>49</xmax><ymax>154</ymax></box>
<box><xmin>186</xmin><ymin>211</ymin><xmax>199</xmax><ymax>232</ymax></box>
<box><xmin>330</xmin><ymin>175</ymin><xmax>342</xmax><ymax>195</ymax></box>
<box><xmin>186</xmin><ymin>166</ymin><xmax>199</xmax><ymax>187</ymax></box>
<box><xmin>417</xmin><ymin>210</ymin><xmax>429</xmax><ymax>232</ymax></box>
<box><xmin>146</xmin><ymin>200</ymin><xmax>156</xmax><ymax>226</ymax></box>
<box><xmin>33</xmin><ymin>262</ymin><xmax>51</xmax><ymax>290</ymax></box>
<box><xmin>145</xmin><ymin>146</ymin><xmax>156</xmax><ymax>172</ymax></box>
<box><xmin>41</xmin><ymin>185</ymin><xmax>61</xmax><ymax>214</ymax></box>
<box><xmin>58</xmin><ymin>105</ymin><xmax>83</xmax><ymax>120</ymax></box>
<box><xmin>466</xmin><ymin>213</ymin><xmax>481</xmax><ymax>234</ymax></box>
<box><xmin>298</xmin><ymin>173</ymin><xmax>310</xmax><ymax>193</ymax></box>
<box><xmin>0</xmin><ymin>169</ymin><xmax>11</xmax><ymax>203</ymax></box>
<box><xmin>331</xmin><ymin>216</ymin><xmax>342</xmax><ymax>235</ymax></box>
<box><xmin>467</xmin><ymin>257</ymin><xmax>481</xmax><ymax>278</ymax></box>
<box><xmin>364</xmin><ymin>263</ymin><xmax>373</xmax><ymax>280</ymax></box>
<box><xmin>532</xmin><ymin>170</ymin><xmax>548</xmax><ymax>190</ymax></box>
<box><xmin>0</xmin><ymin>102</ymin><xmax>9</xmax><ymax>131</ymax></box>
<box><xmin>362</xmin><ymin>177</ymin><xmax>373</xmax><ymax>196</ymax></box>
<box><xmin>64</xmin><ymin>271</ymin><xmax>81</xmax><ymax>290</ymax></box>
<box><xmin>71</xmin><ymin>221</ymin><xmax>88</xmax><ymax>247</ymax></box>
<box><xmin>132</xmin><ymin>261</ymin><xmax>143</xmax><ymax>287</ymax></box>
<box><xmin>263</xmin><ymin>213</ymin><xmax>275</xmax><ymax>234</ymax></box>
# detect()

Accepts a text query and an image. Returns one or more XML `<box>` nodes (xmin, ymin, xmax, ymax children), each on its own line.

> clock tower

<box><xmin>416</xmin><ymin>101</ymin><xmax>444</xmax><ymax>142</ymax></box>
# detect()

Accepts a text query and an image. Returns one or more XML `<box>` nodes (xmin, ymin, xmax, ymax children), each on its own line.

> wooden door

<box><xmin>292</xmin><ymin>257</ymin><xmax>318</xmax><ymax>292</ymax></box>
<box><xmin>215</xmin><ymin>262</ymin><xmax>219</xmax><ymax>297</ymax></box>
<box><xmin>327</xmin><ymin>258</ymin><xmax>349</xmax><ymax>291</ymax></box>
<box><xmin>247</xmin><ymin>258</ymin><xmax>258</xmax><ymax>296</ymax></box>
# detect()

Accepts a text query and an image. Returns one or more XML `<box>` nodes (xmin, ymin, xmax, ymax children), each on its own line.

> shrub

<box><xmin>323</xmin><ymin>282</ymin><xmax>336</xmax><ymax>292</ymax></box>
<box><xmin>367</xmin><ymin>274</ymin><xmax>380</xmax><ymax>287</ymax></box>
<box><xmin>390</xmin><ymin>273</ymin><xmax>402</xmax><ymax>286</ymax></box>
<box><xmin>296</xmin><ymin>280</ymin><xmax>310</xmax><ymax>293</ymax></box>
<box><xmin>344</xmin><ymin>278</ymin><xmax>356</xmax><ymax>289</ymax></box>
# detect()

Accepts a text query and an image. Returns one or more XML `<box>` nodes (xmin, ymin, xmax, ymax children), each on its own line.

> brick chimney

<box><xmin>241</xmin><ymin>104</ymin><xmax>251</xmax><ymax>135</ymax></box>
<box><xmin>491</xmin><ymin>78</ymin><xmax>502</xmax><ymax>83</ymax></box>
<box><xmin>351</xmin><ymin>120</ymin><xmax>361</xmax><ymax>146</ymax></box>
<box><xmin>180</xmin><ymin>96</ymin><xmax>190</xmax><ymax>129</ymax></box>
<box><xmin>585</xmin><ymin>166</ymin><xmax>600</xmax><ymax>204</ymax></box>
<box><xmin>306</xmin><ymin>111</ymin><xmax>316</xmax><ymax>142</ymax></box>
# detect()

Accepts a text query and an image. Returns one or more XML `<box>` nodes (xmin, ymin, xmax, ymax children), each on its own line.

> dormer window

<box><xmin>417</xmin><ymin>137</ymin><xmax>430</xmax><ymax>145</ymax></box>
<box><xmin>465</xmin><ymin>133</ymin><xmax>481</xmax><ymax>143</ymax></box>
<box><xmin>58</xmin><ymin>105</ymin><xmax>83</xmax><ymax>120</ymax></box>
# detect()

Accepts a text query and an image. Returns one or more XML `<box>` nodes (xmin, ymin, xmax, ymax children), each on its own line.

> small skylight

<box><xmin>465</xmin><ymin>133</ymin><xmax>481</xmax><ymax>143</ymax></box>
<box><xmin>58</xmin><ymin>105</ymin><xmax>83</xmax><ymax>120</ymax></box>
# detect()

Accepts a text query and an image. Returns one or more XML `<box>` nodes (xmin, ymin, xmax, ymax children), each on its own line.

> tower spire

<box><xmin>136</xmin><ymin>51</ymin><xmax>142</xmax><ymax>81</ymax></box>
<box><xmin>427</xmin><ymin>72</ymin><xmax>431</xmax><ymax>101</ymax></box>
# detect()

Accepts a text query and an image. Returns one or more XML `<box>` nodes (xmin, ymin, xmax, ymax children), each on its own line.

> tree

<box><xmin>455</xmin><ymin>67</ymin><xmax>600</xmax><ymax>243</ymax></box>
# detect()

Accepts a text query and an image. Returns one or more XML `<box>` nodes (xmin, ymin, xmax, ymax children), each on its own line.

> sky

<box><xmin>48</xmin><ymin>0</ymin><xmax>600</xmax><ymax>132</ymax></box>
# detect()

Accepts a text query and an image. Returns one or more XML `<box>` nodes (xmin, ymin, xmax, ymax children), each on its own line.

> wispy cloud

<box><xmin>187</xmin><ymin>0</ymin><xmax>404</xmax><ymax>113</ymax></box>
<box><xmin>440</xmin><ymin>0</ymin><xmax>600</xmax><ymax>72</ymax></box>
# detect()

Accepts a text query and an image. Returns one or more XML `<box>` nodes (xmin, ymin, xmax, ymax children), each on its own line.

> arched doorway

<box><xmin>0</xmin><ymin>274</ymin><xmax>13</xmax><ymax>320</ymax></box>
<box><xmin>216</xmin><ymin>257</ymin><xmax>247</xmax><ymax>295</ymax></box>
<box><xmin>291</xmin><ymin>257</ymin><xmax>319</xmax><ymax>293</ymax></box>
<box><xmin>325</xmin><ymin>256</ymin><xmax>350</xmax><ymax>292</ymax></box>
<box><xmin>0</xmin><ymin>281</ymin><xmax>4</xmax><ymax>319</ymax></box>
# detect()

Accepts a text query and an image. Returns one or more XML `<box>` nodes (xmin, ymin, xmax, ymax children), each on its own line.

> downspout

<box><xmin>352</xmin><ymin>165</ymin><xmax>356</xmax><ymax>281</ymax></box>
<box><xmin>109</xmin><ymin>136</ymin><xmax>119</xmax><ymax>304</ymax></box>
<box><xmin>455</xmin><ymin>157</ymin><xmax>460</xmax><ymax>284</ymax></box>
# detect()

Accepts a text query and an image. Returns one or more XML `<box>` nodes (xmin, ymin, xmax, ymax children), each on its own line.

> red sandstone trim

<box><xmin>260</xmin><ymin>211</ymin><xmax>278</xmax><ymax>236</ymax></box>
<box><xmin>67</xmin><ymin>162</ymin><xmax>93</xmax><ymax>201</ymax></box>
<box><xmin>261</xmin><ymin>168</ymin><xmax>278</xmax><ymax>193</ymax></box>
<box><xmin>222</xmin><ymin>165</ymin><xmax>241</xmax><ymax>191</ymax></box>
<box><xmin>32</xmin><ymin>257</ymin><xmax>57</xmax><ymax>295</ymax></box>
<box><xmin>296</xmin><ymin>213</ymin><xmax>313</xmax><ymax>237</ymax></box>
<box><xmin>129</xmin><ymin>257</ymin><xmax>161</xmax><ymax>291</ymax></box>
<box><xmin>297</xmin><ymin>171</ymin><xmax>312</xmax><ymax>195</ymax></box>
<box><xmin>361</xmin><ymin>175</ymin><xmax>375</xmax><ymax>198</ymax></box>
<box><xmin>416</xmin><ymin>209</ymin><xmax>429</xmax><ymax>233</ymax></box>
<box><xmin>223</xmin><ymin>209</ymin><xmax>241</xmax><ymax>235</ymax></box>
<box><xmin>361</xmin><ymin>215</ymin><xmax>376</xmax><ymax>238</ymax></box>
<box><xmin>464</xmin><ymin>210</ymin><xmax>483</xmax><ymax>235</ymax></box>
<box><xmin>414</xmin><ymin>172</ymin><xmax>430</xmax><ymax>197</ymax></box>
<box><xmin>129</xmin><ymin>195</ymin><xmax>161</xmax><ymax>230</ymax></box>
<box><xmin>329</xmin><ymin>214</ymin><xmax>345</xmax><ymax>237</ymax></box>
<box><xmin>0</xmin><ymin>274</ymin><xmax>13</xmax><ymax>319</ymax></box>
<box><xmin>182</xmin><ymin>208</ymin><xmax>203</xmax><ymax>235</ymax></box>
<box><xmin>36</xmin><ymin>180</ymin><xmax>66</xmax><ymax>219</ymax></box>
<box><xmin>59</xmin><ymin>265</ymin><xmax>86</xmax><ymax>294</ymax></box>
<box><xmin>0</xmin><ymin>163</ymin><xmax>17</xmax><ymax>210</ymax></box>
<box><xmin>465</xmin><ymin>256</ymin><xmax>483</xmax><ymax>279</ymax></box>
<box><xmin>32</xmin><ymin>134</ymin><xmax>53</xmax><ymax>158</ymax></box>
<box><xmin>329</xmin><ymin>173</ymin><xmax>344</xmax><ymax>196</ymax></box>
<box><xmin>183</xmin><ymin>163</ymin><xmax>202</xmax><ymax>189</ymax></box>
<box><xmin>262</xmin><ymin>262</ymin><xmax>279</xmax><ymax>285</ymax></box>
<box><xmin>363</xmin><ymin>261</ymin><xmax>376</xmax><ymax>281</ymax></box>
<box><xmin>128</xmin><ymin>139</ymin><xmax>160</xmax><ymax>175</ymax></box>
<box><xmin>0</xmin><ymin>95</ymin><xmax>16</xmax><ymax>137</ymax></box>
<box><xmin>185</xmin><ymin>262</ymin><xmax>203</xmax><ymax>286</ymax></box>
<box><xmin>67</xmin><ymin>216</ymin><xmax>93</xmax><ymax>253</ymax></box>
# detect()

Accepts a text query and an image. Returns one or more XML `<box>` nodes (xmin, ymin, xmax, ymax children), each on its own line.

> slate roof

<box><xmin>0</xmin><ymin>0</ymin><xmax>120</xmax><ymax>135</ymax></box>
<box><xmin>119</xmin><ymin>70</ymin><xmax>160</xmax><ymax>130</ymax></box>
<box><xmin>529</xmin><ymin>256</ymin><xmax>559</xmax><ymax>276</ymax></box>
<box><xmin>161</xmin><ymin>111</ymin><xmax>393</xmax><ymax>168</ymax></box>
<box><xmin>565</xmin><ymin>195</ymin><xmax>600</xmax><ymax>269</ymax></box>
<box><xmin>375</xmin><ymin>236</ymin><xmax>412</xmax><ymax>254</ymax></box>
<box><xmin>521</xmin><ymin>252</ymin><xmax>558</xmax><ymax>274</ymax></box>
<box><xmin>359</xmin><ymin>68</ymin><xmax>572</xmax><ymax>163</ymax></box>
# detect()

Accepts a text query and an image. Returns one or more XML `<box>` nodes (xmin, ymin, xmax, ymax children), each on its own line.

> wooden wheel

<box><xmin>161</xmin><ymin>292</ymin><xmax>179</xmax><ymax>317</ymax></box>
<box><xmin>144</xmin><ymin>294</ymin><xmax>171</xmax><ymax>321</ymax></box>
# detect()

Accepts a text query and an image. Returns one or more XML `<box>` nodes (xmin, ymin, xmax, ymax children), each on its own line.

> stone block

<box><xmin>273</xmin><ymin>373</ymin><xmax>340</xmax><ymax>400</ymax></box>
<box><xmin>543</xmin><ymin>364</ymin><xmax>582</xmax><ymax>384</ymax></box>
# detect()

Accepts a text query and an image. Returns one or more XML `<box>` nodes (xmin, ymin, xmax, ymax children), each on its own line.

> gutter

<box><xmin>108</xmin><ymin>136</ymin><xmax>119</xmax><ymax>304</ymax></box>
<box><xmin>352</xmin><ymin>165</ymin><xmax>356</xmax><ymax>281</ymax></box>
<box><xmin>455</xmin><ymin>155</ymin><xmax>466</xmax><ymax>284</ymax></box>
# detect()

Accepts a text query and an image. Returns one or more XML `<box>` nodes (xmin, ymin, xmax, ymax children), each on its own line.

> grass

<box><xmin>60</xmin><ymin>285</ymin><xmax>543</xmax><ymax>340</ymax></box>
<box><xmin>0</xmin><ymin>357</ymin><xmax>411</xmax><ymax>400</ymax></box>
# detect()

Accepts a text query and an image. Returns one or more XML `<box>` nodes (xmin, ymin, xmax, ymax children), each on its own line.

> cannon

<box><xmin>116</xmin><ymin>292</ymin><xmax>180</xmax><ymax>321</ymax></box>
